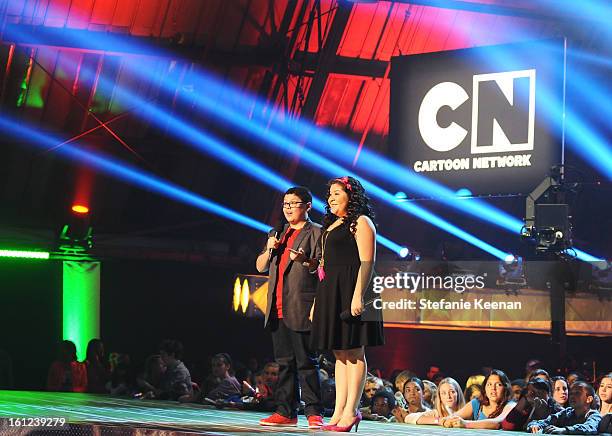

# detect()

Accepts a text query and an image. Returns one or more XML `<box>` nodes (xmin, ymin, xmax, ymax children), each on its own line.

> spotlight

<box><xmin>455</xmin><ymin>188</ymin><xmax>472</xmax><ymax>198</ymax></box>
<box><xmin>398</xmin><ymin>247</ymin><xmax>410</xmax><ymax>258</ymax></box>
<box><xmin>58</xmin><ymin>205</ymin><xmax>93</xmax><ymax>253</ymax></box>
<box><xmin>71</xmin><ymin>204</ymin><xmax>89</xmax><ymax>214</ymax></box>
<box><xmin>504</xmin><ymin>253</ymin><xmax>517</xmax><ymax>264</ymax></box>
<box><xmin>232</xmin><ymin>278</ymin><xmax>241</xmax><ymax>312</ymax></box>
<box><xmin>232</xmin><ymin>274</ymin><xmax>269</xmax><ymax>317</ymax></box>
<box><xmin>497</xmin><ymin>254</ymin><xmax>526</xmax><ymax>290</ymax></box>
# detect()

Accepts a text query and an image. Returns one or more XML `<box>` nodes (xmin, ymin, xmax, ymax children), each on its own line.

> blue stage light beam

<box><xmin>2</xmin><ymin>23</ymin><xmax>523</xmax><ymax>232</ymax></box>
<box><xmin>10</xmin><ymin>14</ymin><xmax>609</xmax><ymax>203</ymax></box>
<box><xmin>3</xmin><ymin>24</ymin><xmax>596</xmax><ymax>257</ymax></box>
<box><xmin>0</xmin><ymin>27</ymin><xmax>425</xmax><ymax>256</ymax></box>
<box><xmin>0</xmin><ymin>115</ymin><xmax>270</xmax><ymax>234</ymax></box>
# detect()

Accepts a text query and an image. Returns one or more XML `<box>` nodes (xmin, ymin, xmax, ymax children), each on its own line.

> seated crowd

<box><xmin>46</xmin><ymin>341</ymin><xmax>611</xmax><ymax>434</ymax></box>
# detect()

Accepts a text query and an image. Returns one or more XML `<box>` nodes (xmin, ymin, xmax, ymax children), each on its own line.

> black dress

<box><xmin>311</xmin><ymin>223</ymin><xmax>384</xmax><ymax>350</ymax></box>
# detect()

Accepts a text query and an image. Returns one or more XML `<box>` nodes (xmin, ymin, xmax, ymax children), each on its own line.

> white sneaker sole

<box><xmin>259</xmin><ymin>422</ymin><xmax>298</xmax><ymax>427</ymax></box>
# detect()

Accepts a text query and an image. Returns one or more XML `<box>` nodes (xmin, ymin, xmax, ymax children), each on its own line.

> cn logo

<box><xmin>418</xmin><ymin>69</ymin><xmax>536</xmax><ymax>154</ymax></box>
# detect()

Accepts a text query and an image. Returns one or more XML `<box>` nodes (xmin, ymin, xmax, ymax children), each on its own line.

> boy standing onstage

<box><xmin>255</xmin><ymin>187</ymin><xmax>323</xmax><ymax>429</ymax></box>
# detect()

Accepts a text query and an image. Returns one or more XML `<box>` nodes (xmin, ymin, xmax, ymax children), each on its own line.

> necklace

<box><xmin>318</xmin><ymin>231</ymin><xmax>329</xmax><ymax>281</ymax></box>
<box><xmin>318</xmin><ymin>219</ymin><xmax>343</xmax><ymax>281</ymax></box>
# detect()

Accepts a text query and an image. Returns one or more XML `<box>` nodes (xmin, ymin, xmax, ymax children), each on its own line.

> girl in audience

<box><xmin>465</xmin><ymin>384</ymin><xmax>483</xmax><ymax>401</ymax></box>
<box><xmin>599</xmin><ymin>373</ymin><xmax>612</xmax><ymax>415</ymax></box>
<box><xmin>392</xmin><ymin>377</ymin><xmax>431</xmax><ymax>422</ymax></box>
<box><xmin>85</xmin><ymin>339</ymin><xmax>110</xmax><ymax>394</ymax></box>
<box><xmin>422</xmin><ymin>380</ymin><xmax>437</xmax><ymax>409</ymax></box>
<box><xmin>441</xmin><ymin>369</ymin><xmax>515</xmax><ymax>429</ymax></box>
<box><xmin>551</xmin><ymin>376</ymin><xmax>569</xmax><ymax>408</ymax></box>
<box><xmin>46</xmin><ymin>340</ymin><xmax>87</xmax><ymax>393</ymax></box>
<box><xmin>402</xmin><ymin>377</ymin><xmax>466</xmax><ymax>425</ymax></box>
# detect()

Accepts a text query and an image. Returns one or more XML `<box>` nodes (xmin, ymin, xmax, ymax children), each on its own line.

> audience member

<box><xmin>598</xmin><ymin>373</ymin><xmax>612</xmax><ymax>415</ymax></box>
<box><xmin>525</xmin><ymin>359</ymin><xmax>544</xmax><ymax>379</ymax></box>
<box><xmin>392</xmin><ymin>377</ymin><xmax>431</xmax><ymax>423</ymax></box>
<box><xmin>527</xmin><ymin>381</ymin><xmax>602</xmax><ymax>435</ymax></box>
<box><xmin>567</xmin><ymin>371</ymin><xmax>583</xmax><ymax>387</ymax></box>
<box><xmin>85</xmin><ymin>339</ymin><xmax>109</xmax><ymax>394</ymax></box>
<box><xmin>502</xmin><ymin>378</ymin><xmax>562</xmax><ymax>431</ymax></box>
<box><xmin>363</xmin><ymin>389</ymin><xmax>396</xmax><ymax>422</ymax></box>
<box><xmin>528</xmin><ymin>368</ymin><xmax>551</xmax><ymax>382</ymax></box>
<box><xmin>466</xmin><ymin>374</ymin><xmax>485</xmax><ymax>391</ymax></box>
<box><xmin>552</xmin><ymin>376</ymin><xmax>570</xmax><ymax>408</ymax></box>
<box><xmin>465</xmin><ymin>383</ymin><xmax>483</xmax><ymax>401</ymax></box>
<box><xmin>393</xmin><ymin>369</ymin><xmax>416</xmax><ymax>394</ymax></box>
<box><xmin>427</xmin><ymin>366</ymin><xmax>441</xmax><ymax>381</ymax></box>
<box><xmin>441</xmin><ymin>369</ymin><xmax>515</xmax><ymax>429</ymax></box>
<box><xmin>137</xmin><ymin>354</ymin><xmax>166</xmax><ymax>397</ymax></box>
<box><xmin>511</xmin><ymin>379</ymin><xmax>526</xmax><ymax>401</ymax></box>
<box><xmin>362</xmin><ymin>376</ymin><xmax>384</xmax><ymax>406</ymax></box>
<box><xmin>157</xmin><ymin>340</ymin><xmax>193</xmax><ymax>402</ymax></box>
<box><xmin>423</xmin><ymin>380</ymin><xmax>437</xmax><ymax>409</ymax></box>
<box><xmin>320</xmin><ymin>377</ymin><xmax>336</xmax><ymax>417</ymax></box>
<box><xmin>202</xmin><ymin>353</ymin><xmax>240</xmax><ymax>401</ymax></box>
<box><xmin>254</xmin><ymin>370</ymin><xmax>272</xmax><ymax>399</ymax></box>
<box><xmin>432</xmin><ymin>372</ymin><xmax>446</xmax><ymax>386</ymax></box>
<box><xmin>262</xmin><ymin>361</ymin><xmax>279</xmax><ymax>389</ymax></box>
<box><xmin>106</xmin><ymin>353</ymin><xmax>133</xmax><ymax>396</ymax></box>
<box><xmin>46</xmin><ymin>340</ymin><xmax>87</xmax><ymax>393</ymax></box>
<box><xmin>402</xmin><ymin>377</ymin><xmax>466</xmax><ymax>425</ymax></box>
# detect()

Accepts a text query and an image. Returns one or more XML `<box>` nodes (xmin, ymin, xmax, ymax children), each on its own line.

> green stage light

<box><xmin>0</xmin><ymin>249</ymin><xmax>50</xmax><ymax>259</ymax></box>
<box><xmin>63</xmin><ymin>261</ymin><xmax>100</xmax><ymax>361</ymax></box>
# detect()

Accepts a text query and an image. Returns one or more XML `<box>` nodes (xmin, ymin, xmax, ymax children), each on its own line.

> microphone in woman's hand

<box><xmin>340</xmin><ymin>298</ymin><xmax>378</xmax><ymax>321</ymax></box>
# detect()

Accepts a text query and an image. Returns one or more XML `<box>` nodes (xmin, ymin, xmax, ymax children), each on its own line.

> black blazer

<box><xmin>258</xmin><ymin>220</ymin><xmax>322</xmax><ymax>332</ymax></box>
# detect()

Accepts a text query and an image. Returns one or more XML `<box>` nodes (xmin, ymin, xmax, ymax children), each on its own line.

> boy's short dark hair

<box><xmin>371</xmin><ymin>388</ymin><xmax>396</xmax><ymax>409</ymax></box>
<box><xmin>528</xmin><ymin>378</ymin><xmax>551</xmax><ymax>395</ymax></box>
<box><xmin>285</xmin><ymin>186</ymin><xmax>312</xmax><ymax>204</ymax></box>
<box><xmin>572</xmin><ymin>381</ymin><xmax>597</xmax><ymax>408</ymax></box>
<box><xmin>159</xmin><ymin>339</ymin><xmax>184</xmax><ymax>359</ymax></box>
<box><xmin>512</xmin><ymin>378</ymin><xmax>526</xmax><ymax>388</ymax></box>
<box><xmin>212</xmin><ymin>352</ymin><xmax>232</xmax><ymax>368</ymax></box>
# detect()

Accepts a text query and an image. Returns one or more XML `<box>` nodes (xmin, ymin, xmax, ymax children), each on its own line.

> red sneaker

<box><xmin>307</xmin><ymin>415</ymin><xmax>324</xmax><ymax>429</ymax></box>
<box><xmin>259</xmin><ymin>413</ymin><xmax>298</xmax><ymax>427</ymax></box>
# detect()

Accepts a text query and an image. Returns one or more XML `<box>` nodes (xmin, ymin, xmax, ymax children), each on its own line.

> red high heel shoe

<box><xmin>329</xmin><ymin>410</ymin><xmax>362</xmax><ymax>432</ymax></box>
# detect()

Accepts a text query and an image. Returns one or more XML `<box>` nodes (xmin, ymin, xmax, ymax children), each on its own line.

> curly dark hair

<box><xmin>322</xmin><ymin>176</ymin><xmax>375</xmax><ymax>234</ymax></box>
<box><xmin>480</xmin><ymin>369</ymin><xmax>512</xmax><ymax>419</ymax></box>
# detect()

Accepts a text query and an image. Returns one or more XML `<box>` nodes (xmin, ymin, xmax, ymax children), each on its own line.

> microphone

<box><xmin>339</xmin><ymin>298</ymin><xmax>378</xmax><ymax>321</ymax></box>
<box><xmin>270</xmin><ymin>222</ymin><xmax>285</xmax><ymax>255</ymax></box>
<box><xmin>394</xmin><ymin>391</ymin><xmax>408</xmax><ymax>409</ymax></box>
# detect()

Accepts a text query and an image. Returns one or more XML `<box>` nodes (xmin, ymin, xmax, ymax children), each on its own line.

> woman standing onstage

<box><xmin>310</xmin><ymin>176</ymin><xmax>384</xmax><ymax>432</ymax></box>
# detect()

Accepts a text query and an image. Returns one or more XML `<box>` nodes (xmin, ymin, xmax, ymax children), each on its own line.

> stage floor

<box><xmin>0</xmin><ymin>391</ymin><xmax>522</xmax><ymax>435</ymax></box>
